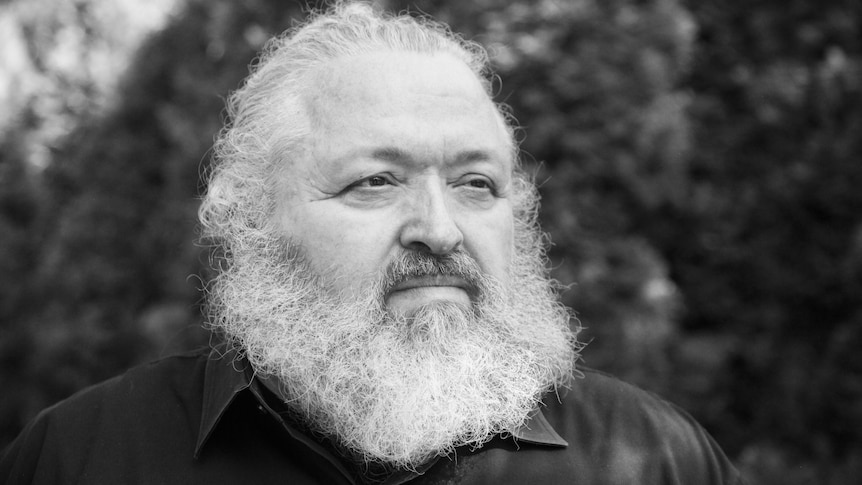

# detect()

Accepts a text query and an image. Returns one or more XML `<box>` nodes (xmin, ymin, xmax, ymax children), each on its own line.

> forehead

<box><xmin>308</xmin><ymin>51</ymin><xmax>489</xmax><ymax>114</ymax></box>
<box><xmin>298</xmin><ymin>50</ymin><xmax>513</xmax><ymax>167</ymax></box>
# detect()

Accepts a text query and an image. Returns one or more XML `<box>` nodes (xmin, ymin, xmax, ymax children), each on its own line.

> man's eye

<box><xmin>462</xmin><ymin>177</ymin><xmax>495</xmax><ymax>193</ymax></box>
<box><xmin>346</xmin><ymin>174</ymin><xmax>395</xmax><ymax>193</ymax></box>
<box><xmin>366</xmin><ymin>175</ymin><xmax>389</xmax><ymax>187</ymax></box>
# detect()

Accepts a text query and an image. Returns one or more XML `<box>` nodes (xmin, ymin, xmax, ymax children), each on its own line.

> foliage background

<box><xmin>1</xmin><ymin>0</ymin><xmax>860</xmax><ymax>483</ymax></box>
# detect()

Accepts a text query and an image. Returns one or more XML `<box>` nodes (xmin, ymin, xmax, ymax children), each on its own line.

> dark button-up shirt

<box><xmin>1</xmin><ymin>347</ymin><xmax>744</xmax><ymax>484</ymax></box>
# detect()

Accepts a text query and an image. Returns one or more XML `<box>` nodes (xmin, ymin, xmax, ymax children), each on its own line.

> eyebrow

<box><xmin>369</xmin><ymin>147</ymin><xmax>500</xmax><ymax>166</ymax></box>
<box><xmin>370</xmin><ymin>147</ymin><xmax>410</xmax><ymax>163</ymax></box>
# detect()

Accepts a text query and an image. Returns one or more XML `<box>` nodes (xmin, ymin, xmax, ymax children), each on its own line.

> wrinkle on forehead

<box><xmin>318</xmin><ymin>51</ymin><xmax>484</xmax><ymax>95</ymax></box>
<box><xmin>303</xmin><ymin>50</ymin><xmax>506</xmax><ymax>136</ymax></box>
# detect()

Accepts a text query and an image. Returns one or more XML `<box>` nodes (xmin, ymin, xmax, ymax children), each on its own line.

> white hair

<box><xmin>198</xmin><ymin>3</ymin><xmax>580</xmax><ymax>468</ymax></box>
<box><xmin>198</xmin><ymin>1</ymin><xmax>534</xmax><ymax>257</ymax></box>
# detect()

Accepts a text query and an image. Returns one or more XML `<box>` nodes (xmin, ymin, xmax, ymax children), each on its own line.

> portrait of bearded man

<box><xmin>1</xmin><ymin>2</ymin><xmax>744</xmax><ymax>484</ymax></box>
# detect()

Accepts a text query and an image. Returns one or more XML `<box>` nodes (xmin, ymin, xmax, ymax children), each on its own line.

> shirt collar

<box><xmin>194</xmin><ymin>346</ymin><xmax>253</xmax><ymax>458</ymax></box>
<box><xmin>195</xmin><ymin>346</ymin><xmax>568</xmax><ymax>457</ymax></box>
<box><xmin>511</xmin><ymin>408</ymin><xmax>569</xmax><ymax>447</ymax></box>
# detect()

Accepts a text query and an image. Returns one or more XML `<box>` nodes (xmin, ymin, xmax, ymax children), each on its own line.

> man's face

<box><xmin>209</xmin><ymin>48</ymin><xmax>574</xmax><ymax>467</ymax></box>
<box><xmin>278</xmin><ymin>51</ymin><xmax>516</xmax><ymax>317</ymax></box>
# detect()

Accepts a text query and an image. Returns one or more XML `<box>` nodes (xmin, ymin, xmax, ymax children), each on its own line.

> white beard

<box><xmin>206</xmin><ymin>236</ymin><xmax>578</xmax><ymax>470</ymax></box>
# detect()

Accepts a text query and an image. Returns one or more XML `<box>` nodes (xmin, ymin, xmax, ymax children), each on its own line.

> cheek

<box><xmin>465</xmin><ymin>208</ymin><xmax>515</xmax><ymax>280</ymax></box>
<box><xmin>497</xmin><ymin>216</ymin><xmax>516</xmax><ymax>271</ymax></box>
<box><xmin>281</xmin><ymin>206</ymin><xmax>395</xmax><ymax>290</ymax></box>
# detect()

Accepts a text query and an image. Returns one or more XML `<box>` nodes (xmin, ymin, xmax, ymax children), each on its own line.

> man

<box><xmin>1</xmin><ymin>2</ymin><xmax>743</xmax><ymax>484</ymax></box>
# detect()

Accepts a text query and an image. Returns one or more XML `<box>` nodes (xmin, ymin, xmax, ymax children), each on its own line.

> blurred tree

<box><xmin>0</xmin><ymin>132</ymin><xmax>43</xmax><ymax>444</ymax></box>
<box><xmin>1</xmin><ymin>1</ymin><xmax>861</xmax><ymax>484</ymax></box>
<box><xmin>677</xmin><ymin>0</ymin><xmax>862</xmax><ymax>480</ymax></box>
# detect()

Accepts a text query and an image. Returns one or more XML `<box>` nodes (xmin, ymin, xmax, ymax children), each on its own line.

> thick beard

<box><xmin>206</xmin><ymin>227</ymin><xmax>578</xmax><ymax>470</ymax></box>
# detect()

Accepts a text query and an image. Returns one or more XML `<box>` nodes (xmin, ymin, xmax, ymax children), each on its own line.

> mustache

<box><xmin>381</xmin><ymin>251</ymin><xmax>486</xmax><ymax>298</ymax></box>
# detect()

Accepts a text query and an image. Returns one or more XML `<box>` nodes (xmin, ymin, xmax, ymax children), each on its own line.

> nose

<box><xmin>399</xmin><ymin>183</ymin><xmax>464</xmax><ymax>254</ymax></box>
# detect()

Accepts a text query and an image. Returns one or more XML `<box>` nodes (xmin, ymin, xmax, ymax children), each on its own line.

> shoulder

<box><xmin>41</xmin><ymin>349</ymin><xmax>209</xmax><ymax>427</ymax></box>
<box><xmin>541</xmin><ymin>367</ymin><xmax>744</xmax><ymax>484</ymax></box>
<box><xmin>1</xmin><ymin>349</ymin><xmax>210</xmax><ymax>484</ymax></box>
<box><xmin>549</xmin><ymin>367</ymin><xmax>695</xmax><ymax>427</ymax></box>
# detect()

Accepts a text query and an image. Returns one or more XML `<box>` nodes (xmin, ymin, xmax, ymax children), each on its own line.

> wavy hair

<box><xmin>199</xmin><ymin>1</ymin><xmax>537</xmax><ymax>259</ymax></box>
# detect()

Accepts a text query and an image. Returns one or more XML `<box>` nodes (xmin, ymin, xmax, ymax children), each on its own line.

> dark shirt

<box><xmin>1</xmin><ymin>347</ymin><xmax>744</xmax><ymax>484</ymax></box>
